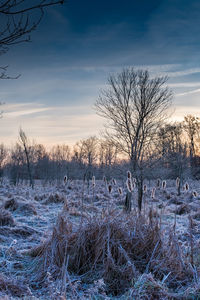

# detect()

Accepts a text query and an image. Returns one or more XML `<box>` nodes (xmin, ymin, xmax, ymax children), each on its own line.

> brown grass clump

<box><xmin>0</xmin><ymin>209</ymin><xmax>15</xmax><ymax>226</ymax></box>
<box><xmin>29</xmin><ymin>211</ymin><xmax>162</xmax><ymax>294</ymax></box>
<box><xmin>0</xmin><ymin>274</ymin><xmax>30</xmax><ymax>297</ymax></box>
<box><xmin>175</xmin><ymin>204</ymin><xmax>190</xmax><ymax>215</ymax></box>
<box><xmin>4</xmin><ymin>198</ymin><xmax>37</xmax><ymax>215</ymax></box>
<box><xmin>28</xmin><ymin>207</ymin><xmax>193</xmax><ymax>296</ymax></box>
<box><xmin>129</xmin><ymin>273</ymin><xmax>169</xmax><ymax>300</ymax></box>
<box><xmin>192</xmin><ymin>210</ymin><xmax>200</xmax><ymax>221</ymax></box>
<box><xmin>0</xmin><ymin>224</ymin><xmax>38</xmax><ymax>237</ymax></box>
<box><xmin>44</xmin><ymin>193</ymin><xmax>66</xmax><ymax>204</ymax></box>
<box><xmin>4</xmin><ymin>198</ymin><xmax>18</xmax><ymax>211</ymax></box>
<box><xmin>17</xmin><ymin>202</ymin><xmax>37</xmax><ymax>215</ymax></box>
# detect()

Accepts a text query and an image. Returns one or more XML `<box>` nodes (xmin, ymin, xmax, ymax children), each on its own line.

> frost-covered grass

<box><xmin>0</xmin><ymin>179</ymin><xmax>200</xmax><ymax>299</ymax></box>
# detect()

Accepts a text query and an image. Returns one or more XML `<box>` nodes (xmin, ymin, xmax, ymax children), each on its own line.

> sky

<box><xmin>1</xmin><ymin>0</ymin><xmax>200</xmax><ymax>147</ymax></box>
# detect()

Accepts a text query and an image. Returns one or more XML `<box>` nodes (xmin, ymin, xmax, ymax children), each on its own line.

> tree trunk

<box><xmin>25</xmin><ymin>147</ymin><xmax>34</xmax><ymax>189</ymax></box>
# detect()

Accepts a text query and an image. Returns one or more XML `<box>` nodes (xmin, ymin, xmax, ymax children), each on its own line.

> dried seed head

<box><xmin>112</xmin><ymin>178</ymin><xmax>116</xmax><ymax>185</ymax></box>
<box><xmin>108</xmin><ymin>184</ymin><xmax>112</xmax><ymax>193</ymax></box>
<box><xmin>143</xmin><ymin>184</ymin><xmax>147</xmax><ymax>193</ymax></box>
<box><xmin>132</xmin><ymin>178</ymin><xmax>136</xmax><ymax>188</ymax></box>
<box><xmin>151</xmin><ymin>187</ymin><xmax>156</xmax><ymax>199</ymax></box>
<box><xmin>176</xmin><ymin>177</ymin><xmax>180</xmax><ymax>188</ymax></box>
<box><xmin>132</xmin><ymin>177</ymin><xmax>136</xmax><ymax>183</ymax></box>
<box><xmin>127</xmin><ymin>171</ymin><xmax>131</xmax><ymax>179</ymax></box>
<box><xmin>157</xmin><ymin>179</ymin><xmax>160</xmax><ymax>188</ymax></box>
<box><xmin>64</xmin><ymin>175</ymin><xmax>67</xmax><ymax>184</ymax></box>
<box><xmin>92</xmin><ymin>175</ymin><xmax>95</xmax><ymax>187</ymax></box>
<box><xmin>185</xmin><ymin>183</ymin><xmax>189</xmax><ymax>191</ymax></box>
<box><xmin>193</xmin><ymin>191</ymin><xmax>198</xmax><ymax>197</ymax></box>
<box><xmin>118</xmin><ymin>187</ymin><xmax>123</xmax><ymax>195</ymax></box>
<box><xmin>162</xmin><ymin>180</ymin><xmax>166</xmax><ymax>189</ymax></box>
<box><xmin>126</xmin><ymin>178</ymin><xmax>133</xmax><ymax>193</ymax></box>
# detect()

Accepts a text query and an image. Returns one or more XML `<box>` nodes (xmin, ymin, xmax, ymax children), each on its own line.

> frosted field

<box><xmin>0</xmin><ymin>179</ymin><xmax>200</xmax><ymax>299</ymax></box>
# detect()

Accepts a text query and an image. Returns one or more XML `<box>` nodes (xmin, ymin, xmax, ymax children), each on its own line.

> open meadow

<box><xmin>0</xmin><ymin>178</ymin><xmax>199</xmax><ymax>299</ymax></box>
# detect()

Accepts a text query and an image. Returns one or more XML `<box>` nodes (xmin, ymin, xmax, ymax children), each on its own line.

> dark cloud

<box><xmin>1</xmin><ymin>0</ymin><xmax>200</xmax><ymax>145</ymax></box>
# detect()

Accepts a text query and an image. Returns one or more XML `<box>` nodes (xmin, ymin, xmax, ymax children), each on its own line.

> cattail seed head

<box><xmin>185</xmin><ymin>182</ymin><xmax>189</xmax><ymax>191</ymax></box>
<box><xmin>112</xmin><ymin>178</ymin><xmax>116</xmax><ymax>185</ymax></box>
<box><xmin>192</xmin><ymin>191</ymin><xmax>198</xmax><ymax>197</ymax></box>
<box><xmin>64</xmin><ymin>175</ymin><xmax>67</xmax><ymax>184</ymax></box>
<box><xmin>92</xmin><ymin>175</ymin><xmax>95</xmax><ymax>187</ymax></box>
<box><xmin>126</xmin><ymin>178</ymin><xmax>133</xmax><ymax>193</ymax></box>
<box><xmin>108</xmin><ymin>184</ymin><xmax>112</xmax><ymax>193</ymax></box>
<box><xmin>162</xmin><ymin>180</ymin><xmax>166</xmax><ymax>189</ymax></box>
<box><xmin>118</xmin><ymin>187</ymin><xmax>123</xmax><ymax>195</ymax></box>
<box><xmin>151</xmin><ymin>187</ymin><xmax>156</xmax><ymax>199</ymax></box>
<box><xmin>127</xmin><ymin>171</ymin><xmax>131</xmax><ymax>179</ymax></box>
<box><xmin>157</xmin><ymin>179</ymin><xmax>160</xmax><ymax>188</ymax></box>
<box><xmin>132</xmin><ymin>178</ymin><xmax>136</xmax><ymax>188</ymax></box>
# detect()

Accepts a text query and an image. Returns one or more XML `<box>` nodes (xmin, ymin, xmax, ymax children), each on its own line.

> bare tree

<box><xmin>75</xmin><ymin>136</ymin><xmax>98</xmax><ymax>167</ymax></box>
<box><xmin>74</xmin><ymin>136</ymin><xmax>98</xmax><ymax>185</ymax></box>
<box><xmin>9</xmin><ymin>143</ymin><xmax>25</xmax><ymax>185</ymax></box>
<box><xmin>183</xmin><ymin>115</ymin><xmax>200</xmax><ymax>173</ymax></box>
<box><xmin>0</xmin><ymin>143</ymin><xmax>7</xmax><ymax>179</ymax></box>
<box><xmin>95</xmin><ymin>68</ymin><xmax>172</xmax><ymax>211</ymax></box>
<box><xmin>99</xmin><ymin>138</ymin><xmax>118</xmax><ymax>180</ymax></box>
<box><xmin>0</xmin><ymin>0</ymin><xmax>64</xmax><ymax>51</ymax></box>
<box><xmin>99</xmin><ymin>139</ymin><xmax>118</xmax><ymax>167</ymax></box>
<box><xmin>50</xmin><ymin>144</ymin><xmax>71</xmax><ymax>182</ymax></box>
<box><xmin>19</xmin><ymin>127</ymin><xmax>34</xmax><ymax>188</ymax></box>
<box><xmin>0</xmin><ymin>0</ymin><xmax>65</xmax><ymax>79</ymax></box>
<box><xmin>157</xmin><ymin>122</ymin><xmax>187</xmax><ymax>191</ymax></box>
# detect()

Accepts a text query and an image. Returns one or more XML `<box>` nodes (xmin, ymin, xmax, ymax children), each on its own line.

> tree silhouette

<box><xmin>95</xmin><ymin>68</ymin><xmax>172</xmax><ymax>211</ymax></box>
<box><xmin>0</xmin><ymin>0</ymin><xmax>65</xmax><ymax>79</ymax></box>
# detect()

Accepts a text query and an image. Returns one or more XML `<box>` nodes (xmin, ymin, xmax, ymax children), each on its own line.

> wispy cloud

<box><xmin>166</xmin><ymin>68</ymin><xmax>200</xmax><ymax>78</ymax></box>
<box><xmin>0</xmin><ymin>102</ymin><xmax>104</xmax><ymax>147</ymax></box>
<box><xmin>176</xmin><ymin>88</ymin><xmax>200</xmax><ymax>97</ymax></box>
<box><xmin>5</xmin><ymin>107</ymin><xmax>54</xmax><ymax>118</ymax></box>
<box><xmin>169</xmin><ymin>82</ymin><xmax>200</xmax><ymax>88</ymax></box>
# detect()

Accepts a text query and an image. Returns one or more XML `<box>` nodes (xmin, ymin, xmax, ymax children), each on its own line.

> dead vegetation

<box><xmin>44</xmin><ymin>193</ymin><xmax>66</xmax><ymax>204</ymax></box>
<box><xmin>0</xmin><ymin>180</ymin><xmax>200</xmax><ymax>299</ymax></box>
<box><xmin>0</xmin><ymin>274</ymin><xmax>31</xmax><ymax>298</ymax></box>
<box><xmin>4</xmin><ymin>197</ymin><xmax>37</xmax><ymax>215</ymax></box>
<box><xmin>28</xmin><ymin>206</ymin><xmax>195</xmax><ymax>297</ymax></box>
<box><xmin>0</xmin><ymin>209</ymin><xmax>15</xmax><ymax>226</ymax></box>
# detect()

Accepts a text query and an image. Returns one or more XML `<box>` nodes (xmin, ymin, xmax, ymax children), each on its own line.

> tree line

<box><xmin>0</xmin><ymin>114</ymin><xmax>199</xmax><ymax>187</ymax></box>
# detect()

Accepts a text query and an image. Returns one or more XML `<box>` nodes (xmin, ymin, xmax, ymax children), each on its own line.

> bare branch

<box><xmin>0</xmin><ymin>0</ymin><xmax>65</xmax><ymax>49</ymax></box>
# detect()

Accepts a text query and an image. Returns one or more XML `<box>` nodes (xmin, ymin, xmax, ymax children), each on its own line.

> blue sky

<box><xmin>1</xmin><ymin>0</ymin><xmax>200</xmax><ymax>147</ymax></box>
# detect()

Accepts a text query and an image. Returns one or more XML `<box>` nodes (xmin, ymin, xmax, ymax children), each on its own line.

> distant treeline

<box><xmin>1</xmin><ymin>115</ymin><xmax>200</xmax><ymax>185</ymax></box>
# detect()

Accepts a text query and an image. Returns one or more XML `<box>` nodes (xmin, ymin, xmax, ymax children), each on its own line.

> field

<box><xmin>0</xmin><ymin>178</ymin><xmax>200</xmax><ymax>299</ymax></box>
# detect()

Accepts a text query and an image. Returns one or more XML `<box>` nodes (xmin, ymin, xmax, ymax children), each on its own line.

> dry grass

<box><xmin>0</xmin><ymin>209</ymin><xmax>15</xmax><ymax>226</ymax></box>
<box><xmin>4</xmin><ymin>198</ymin><xmax>37</xmax><ymax>215</ymax></box>
<box><xmin>44</xmin><ymin>193</ymin><xmax>66</xmax><ymax>204</ymax></box>
<box><xmin>129</xmin><ymin>273</ymin><xmax>170</xmax><ymax>300</ymax></box>
<box><xmin>0</xmin><ymin>274</ymin><xmax>31</xmax><ymax>298</ymax></box>
<box><xmin>1</xmin><ymin>180</ymin><xmax>200</xmax><ymax>298</ymax></box>
<box><xmin>28</xmin><ymin>206</ymin><xmax>194</xmax><ymax>297</ymax></box>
